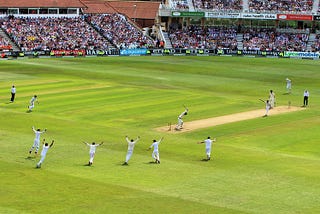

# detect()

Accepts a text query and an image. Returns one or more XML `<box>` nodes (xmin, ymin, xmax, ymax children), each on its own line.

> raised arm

<box><xmin>40</xmin><ymin>128</ymin><xmax>47</xmax><ymax>134</ymax></box>
<box><xmin>159</xmin><ymin>137</ymin><xmax>164</xmax><ymax>143</ymax></box>
<box><xmin>125</xmin><ymin>136</ymin><xmax>130</xmax><ymax>143</ymax></box>
<box><xmin>50</xmin><ymin>140</ymin><xmax>54</xmax><ymax>147</ymax></box>
<box><xmin>135</xmin><ymin>136</ymin><xmax>140</xmax><ymax>143</ymax></box>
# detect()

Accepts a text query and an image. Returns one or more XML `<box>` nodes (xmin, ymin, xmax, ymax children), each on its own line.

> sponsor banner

<box><xmin>0</xmin><ymin>45</ymin><xmax>12</xmax><ymax>50</ymax></box>
<box><xmin>314</xmin><ymin>16</ymin><xmax>320</xmax><ymax>21</ymax></box>
<box><xmin>150</xmin><ymin>48</ymin><xmax>214</xmax><ymax>55</ymax></box>
<box><xmin>120</xmin><ymin>48</ymin><xmax>147</xmax><ymax>56</ymax></box>
<box><xmin>277</xmin><ymin>14</ymin><xmax>313</xmax><ymax>21</ymax></box>
<box><xmin>284</xmin><ymin>51</ymin><xmax>319</xmax><ymax>58</ymax></box>
<box><xmin>241</xmin><ymin>13</ymin><xmax>277</xmax><ymax>20</ymax></box>
<box><xmin>172</xmin><ymin>11</ymin><xmax>205</xmax><ymax>17</ymax></box>
<box><xmin>206</xmin><ymin>12</ymin><xmax>241</xmax><ymax>19</ymax></box>
<box><xmin>50</xmin><ymin>49</ymin><xmax>86</xmax><ymax>56</ymax></box>
<box><xmin>86</xmin><ymin>49</ymin><xmax>119</xmax><ymax>56</ymax></box>
<box><xmin>24</xmin><ymin>50</ymin><xmax>47</xmax><ymax>56</ymax></box>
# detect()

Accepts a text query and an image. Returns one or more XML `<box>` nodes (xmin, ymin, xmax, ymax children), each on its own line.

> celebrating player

<box><xmin>36</xmin><ymin>139</ymin><xmax>54</xmax><ymax>168</ymax></box>
<box><xmin>28</xmin><ymin>95</ymin><xmax>39</xmax><ymax>112</ymax></box>
<box><xmin>83</xmin><ymin>141</ymin><xmax>104</xmax><ymax>166</ymax></box>
<box><xmin>148</xmin><ymin>137</ymin><xmax>164</xmax><ymax>164</ymax></box>
<box><xmin>29</xmin><ymin>126</ymin><xmax>47</xmax><ymax>155</ymax></box>
<box><xmin>198</xmin><ymin>136</ymin><xmax>216</xmax><ymax>161</ymax></box>
<box><xmin>123</xmin><ymin>136</ymin><xmax>140</xmax><ymax>165</ymax></box>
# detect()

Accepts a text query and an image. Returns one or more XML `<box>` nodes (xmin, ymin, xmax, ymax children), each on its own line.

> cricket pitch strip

<box><xmin>155</xmin><ymin>106</ymin><xmax>305</xmax><ymax>133</ymax></box>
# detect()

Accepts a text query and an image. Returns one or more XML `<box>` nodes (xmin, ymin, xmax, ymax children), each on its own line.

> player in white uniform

<box><xmin>29</xmin><ymin>126</ymin><xmax>47</xmax><ymax>155</ymax></box>
<box><xmin>286</xmin><ymin>78</ymin><xmax>291</xmax><ymax>94</ymax></box>
<box><xmin>175</xmin><ymin>107</ymin><xmax>188</xmax><ymax>130</ymax></box>
<box><xmin>262</xmin><ymin>99</ymin><xmax>271</xmax><ymax>117</ymax></box>
<box><xmin>36</xmin><ymin>139</ymin><xmax>54</xmax><ymax>168</ymax></box>
<box><xmin>269</xmin><ymin>90</ymin><xmax>276</xmax><ymax>108</ymax></box>
<box><xmin>123</xmin><ymin>136</ymin><xmax>140</xmax><ymax>165</ymax></box>
<box><xmin>84</xmin><ymin>141</ymin><xmax>104</xmax><ymax>166</ymax></box>
<box><xmin>28</xmin><ymin>95</ymin><xmax>38</xmax><ymax>112</ymax></box>
<box><xmin>198</xmin><ymin>136</ymin><xmax>216</xmax><ymax>161</ymax></box>
<box><xmin>148</xmin><ymin>137</ymin><xmax>164</xmax><ymax>164</ymax></box>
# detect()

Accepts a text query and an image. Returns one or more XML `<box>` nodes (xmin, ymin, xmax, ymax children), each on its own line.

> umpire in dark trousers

<box><xmin>10</xmin><ymin>85</ymin><xmax>16</xmax><ymax>102</ymax></box>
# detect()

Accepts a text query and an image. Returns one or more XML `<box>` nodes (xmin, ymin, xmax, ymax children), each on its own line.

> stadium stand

<box><xmin>168</xmin><ymin>25</ymin><xmax>238</xmax><ymax>50</ymax></box>
<box><xmin>1</xmin><ymin>17</ymin><xmax>109</xmax><ymax>51</ymax></box>
<box><xmin>0</xmin><ymin>36</ymin><xmax>12</xmax><ymax>51</ymax></box>
<box><xmin>311</xmin><ymin>34</ymin><xmax>320</xmax><ymax>51</ymax></box>
<box><xmin>170</xmin><ymin>0</ymin><xmax>190</xmax><ymax>9</ymax></box>
<box><xmin>248</xmin><ymin>0</ymin><xmax>313</xmax><ymax>13</ymax></box>
<box><xmin>86</xmin><ymin>14</ymin><xmax>154</xmax><ymax>49</ymax></box>
<box><xmin>193</xmin><ymin>0</ymin><xmax>242</xmax><ymax>11</ymax></box>
<box><xmin>242</xmin><ymin>28</ymin><xmax>309</xmax><ymax>51</ymax></box>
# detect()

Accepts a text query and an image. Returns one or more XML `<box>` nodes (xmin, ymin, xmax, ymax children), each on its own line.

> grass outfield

<box><xmin>0</xmin><ymin>56</ymin><xmax>319</xmax><ymax>213</ymax></box>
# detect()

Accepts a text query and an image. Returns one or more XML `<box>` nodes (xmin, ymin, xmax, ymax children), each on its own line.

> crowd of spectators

<box><xmin>0</xmin><ymin>17</ymin><xmax>109</xmax><ymax>51</ymax></box>
<box><xmin>0</xmin><ymin>37</ymin><xmax>12</xmax><ymax>51</ymax></box>
<box><xmin>248</xmin><ymin>0</ymin><xmax>313</xmax><ymax>13</ymax></box>
<box><xmin>242</xmin><ymin>28</ymin><xmax>309</xmax><ymax>51</ymax></box>
<box><xmin>86</xmin><ymin>14</ymin><xmax>154</xmax><ymax>49</ymax></box>
<box><xmin>168</xmin><ymin>25</ymin><xmax>238</xmax><ymax>49</ymax></box>
<box><xmin>170</xmin><ymin>0</ymin><xmax>189</xmax><ymax>9</ymax></box>
<box><xmin>193</xmin><ymin>0</ymin><xmax>242</xmax><ymax>11</ymax></box>
<box><xmin>311</xmin><ymin>34</ymin><xmax>320</xmax><ymax>51</ymax></box>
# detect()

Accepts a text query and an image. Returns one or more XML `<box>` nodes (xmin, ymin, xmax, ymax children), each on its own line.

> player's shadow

<box><xmin>283</xmin><ymin>92</ymin><xmax>291</xmax><ymax>95</ymax></box>
<box><xmin>25</xmin><ymin>156</ymin><xmax>36</xmax><ymax>160</ymax></box>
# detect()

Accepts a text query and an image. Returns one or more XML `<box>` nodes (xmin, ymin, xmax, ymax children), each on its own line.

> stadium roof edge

<box><xmin>0</xmin><ymin>0</ymin><xmax>86</xmax><ymax>8</ymax></box>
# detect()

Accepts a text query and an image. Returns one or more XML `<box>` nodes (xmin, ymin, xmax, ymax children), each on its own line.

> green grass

<box><xmin>0</xmin><ymin>56</ymin><xmax>319</xmax><ymax>213</ymax></box>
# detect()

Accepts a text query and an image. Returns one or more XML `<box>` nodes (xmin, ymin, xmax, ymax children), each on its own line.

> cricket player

<box><xmin>263</xmin><ymin>99</ymin><xmax>271</xmax><ymax>117</ymax></box>
<box><xmin>10</xmin><ymin>85</ymin><xmax>16</xmax><ymax>102</ymax></box>
<box><xmin>269</xmin><ymin>90</ymin><xmax>276</xmax><ymax>108</ymax></box>
<box><xmin>303</xmin><ymin>90</ymin><xmax>309</xmax><ymax>107</ymax></box>
<box><xmin>286</xmin><ymin>78</ymin><xmax>291</xmax><ymax>93</ymax></box>
<box><xmin>36</xmin><ymin>139</ymin><xmax>54</xmax><ymax>168</ymax></box>
<box><xmin>29</xmin><ymin>126</ymin><xmax>47</xmax><ymax>155</ymax></box>
<box><xmin>175</xmin><ymin>107</ymin><xmax>188</xmax><ymax>130</ymax></box>
<box><xmin>28</xmin><ymin>95</ymin><xmax>38</xmax><ymax>112</ymax></box>
<box><xmin>148</xmin><ymin>137</ymin><xmax>164</xmax><ymax>164</ymax></box>
<box><xmin>123</xmin><ymin>136</ymin><xmax>140</xmax><ymax>165</ymax></box>
<box><xmin>84</xmin><ymin>141</ymin><xmax>104</xmax><ymax>166</ymax></box>
<box><xmin>198</xmin><ymin>136</ymin><xmax>216</xmax><ymax>161</ymax></box>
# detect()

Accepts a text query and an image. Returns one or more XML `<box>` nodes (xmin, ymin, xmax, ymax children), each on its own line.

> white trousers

<box><xmin>125</xmin><ymin>150</ymin><xmax>133</xmax><ymax>162</ymax></box>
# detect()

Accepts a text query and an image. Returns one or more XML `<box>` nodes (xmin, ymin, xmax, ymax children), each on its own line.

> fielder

<box><xmin>123</xmin><ymin>136</ymin><xmax>140</xmax><ymax>165</ymax></box>
<box><xmin>148</xmin><ymin>137</ymin><xmax>164</xmax><ymax>164</ymax></box>
<box><xmin>175</xmin><ymin>107</ymin><xmax>188</xmax><ymax>130</ymax></box>
<box><xmin>83</xmin><ymin>141</ymin><xmax>104</xmax><ymax>166</ymax></box>
<box><xmin>36</xmin><ymin>139</ymin><xmax>54</xmax><ymax>168</ymax></box>
<box><xmin>198</xmin><ymin>136</ymin><xmax>216</xmax><ymax>161</ymax></box>
<box><xmin>29</xmin><ymin>126</ymin><xmax>47</xmax><ymax>155</ymax></box>
<box><xmin>286</xmin><ymin>78</ymin><xmax>291</xmax><ymax>93</ymax></box>
<box><xmin>263</xmin><ymin>99</ymin><xmax>271</xmax><ymax>117</ymax></box>
<box><xmin>28</xmin><ymin>95</ymin><xmax>39</xmax><ymax>112</ymax></box>
<box><xmin>269</xmin><ymin>90</ymin><xmax>276</xmax><ymax>108</ymax></box>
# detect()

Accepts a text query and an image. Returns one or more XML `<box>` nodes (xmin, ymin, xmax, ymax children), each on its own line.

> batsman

<box><xmin>175</xmin><ymin>105</ymin><xmax>188</xmax><ymax>130</ymax></box>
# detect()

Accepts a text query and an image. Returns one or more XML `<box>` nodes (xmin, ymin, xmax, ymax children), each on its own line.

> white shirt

<box><xmin>11</xmin><ymin>87</ymin><xmax>16</xmax><ymax>93</ymax></box>
<box><xmin>126</xmin><ymin>137</ymin><xmax>139</xmax><ymax>151</ymax></box>
<box><xmin>204</xmin><ymin>139</ymin><xmax>213</xmax><ymax>149</ymax></box>
<box><xmin>304</xmin><ymin>91</ymin><xmax>309</xmax><ymax>97</ymax></box>
<box><xmin>41</xmin><ymin>144</ymin><xmax>50</xmax><ymax>156</ymax></box>
<box><xmin>178</xmin><ymin>109</ymin><xmax>188</xmax><ymax>119</ymax></box>
<box><xmin>33</xmin><ymin>127</ymin><xmax>46</xmax><ymax>141</ymax></box>
<box><xmin>86</xmin><ymin>143</ymin><xmax>100</xmax><ymax>154</ymax></box>
<box><xmin>30</xmin><ymin>96</ymin><xmax>37</xmax><ymax>104</ymax></box>
<box><xmin>150</xmin><ymin>139</ymin><xmax>162</xmax><ymax>152</ymax></box>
